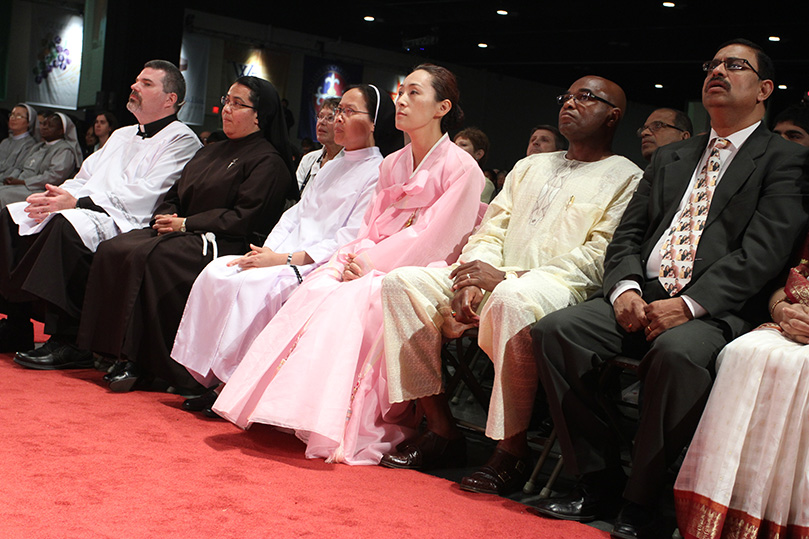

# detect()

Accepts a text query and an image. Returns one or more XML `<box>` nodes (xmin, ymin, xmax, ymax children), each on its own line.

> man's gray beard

<box><xmin>126</xmin><ymin>99</ymin><xmax>140</xmax><ymax>114</ymax></box>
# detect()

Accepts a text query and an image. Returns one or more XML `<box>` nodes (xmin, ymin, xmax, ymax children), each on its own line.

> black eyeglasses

<box><xmin>557</xmin><ymin>90</ymin><xmax>617</xmax><ymax>109</ymax></box>
<box><xmin>334</xmin><ymin>106</ymin><xmax>371</xmax><ymax>118</ymax></box>
<box><xmin>220</xmin><ymin>96</ymin><xmax>257</xmax><ymax>111</ymax></box>
<box><xmin>702</xmin><ymin>57</ymin><xmax>762</xmax><ymax>79</ymax></box>
<box><xmin>636</xmin><ymin>121</ymin><xmax>685</xmax><ymax>138</ymax></box>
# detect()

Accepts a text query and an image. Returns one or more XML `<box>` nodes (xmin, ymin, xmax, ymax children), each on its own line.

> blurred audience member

<box><xmin>83</xmin><ymin>126</ymin><xmax>98</xmax><ymax>158</ymax></box>
<box><xmin>454</xmin><ymin>127</ymin><xmax>493</xmax><ymax>202</ymax></box>
<box><xmin>526</xmin><ymin>124</ymin><xmax>566</xmax><ymax>156</ymax></box>
<box><xmin>638</xmin><ymin>108</ymin><xmax>692</xmax><ymax>161</ymax></box>
<box><xmin>296</xmin><ymin>97</ymin><xmax>342</xmax><ymax>193</ymax></box>
<box><xmin>0</xmin><ymin>113</ymin><xmax>82</xmax><ymax>208</ymax></box>
<box><xmin>0</xmin><ymin>104</ymin><xmax>39</xmax><ymax>179</ymax></box>
<box><xmin>93</xmin><ymin>112</ymin><xmax>118</xmax><ymax>151</ymax></box>
<box><xmin>772</xmin><ymin>104</ymin><xmax>809</xmax><ymax>147</ymax></box>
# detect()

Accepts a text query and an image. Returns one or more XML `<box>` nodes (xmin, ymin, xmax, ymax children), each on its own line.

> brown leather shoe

<box><xmin>459</xmin><ymin>448</ymin><xmax>532</xmax><ymax>495</ymax></box>
<box><xmin>380</xmin><ymin>430</ymin><xmax>466</xmax><ymax>470</ymax></box>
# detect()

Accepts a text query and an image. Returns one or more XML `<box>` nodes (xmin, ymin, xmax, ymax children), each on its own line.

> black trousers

<box><xmin>530</xmin><ymin>280</ymin><xmax>730</xmax><ymax>505</ymax></box>
<box><xmin>0</xmin><ymin>208</ymin><xmax>93</xmax><ymax>338</ymax></box>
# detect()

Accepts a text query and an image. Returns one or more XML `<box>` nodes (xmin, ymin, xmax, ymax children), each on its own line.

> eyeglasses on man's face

<box><xmin>316</xmin><ymin>112</ymin><xmax>335</xmax><ymax>123</ymax></box>
<box><xmin>8</xmin><ymin>112</ymin><xmax>27</xmax><ymax>120</ymax></box>
<box><xmin>556</xmin><ymin>90</ymin><xmax>617</xmax><ymax>109</ymax></box>
<box><xmin>702</xmin><ymin>57</ymin><xmax>762</xmax><ymax>79</ymax></box>
<box><xmin>220</xmin><ymin>96</ymin><xmax>257</xmax><ymax>111</ymax></box>
<box><xmin>636</xmin><ymin>121</ymin><xmax>685</xmax><ymax>138</ymax></box>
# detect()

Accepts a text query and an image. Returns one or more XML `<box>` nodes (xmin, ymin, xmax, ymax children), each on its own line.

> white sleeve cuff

<box><xmin>609</xmin><ymin>280</ymin><xmax>642</xmax><ymax>305</ymax></box>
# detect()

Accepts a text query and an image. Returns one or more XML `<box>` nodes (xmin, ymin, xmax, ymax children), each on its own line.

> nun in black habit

<box><xmin>61</xmin><ymin>77</ymin><xmax>295</xmax><ymax>390</ymax></box>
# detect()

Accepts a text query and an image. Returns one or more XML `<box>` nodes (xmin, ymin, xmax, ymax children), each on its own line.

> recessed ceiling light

<box><xmin>496</xmin><ymin>9</ymin><xmax>508</xmax><ymax>15</ymax></box>
<box><xmin>655</xmin><ymin>84</ymin><xmax>664</xmax><ymax>89</ymax></box>
<box><xmin>364</xmin><ymin>15</ymin><xmax>375</xmax><ymax>22</ymax></box>
<box><xmin>662</xmin><ymin>1</ymin><xmax>675</xmax><ymax>6</ymax></box>
<box><xmin>769</xmin><ymin>36</ymin><xmax>781</xmax><ymax>42</ymax></box>
<box><xmin>478</xmin><ymin>43</ymin><xmax>488</xmax><ymax>48</ymax></box>
<box><xmin>778</xmin><ymin>84</ymin><xmax>788</xmax><ymax>90</ymax></box>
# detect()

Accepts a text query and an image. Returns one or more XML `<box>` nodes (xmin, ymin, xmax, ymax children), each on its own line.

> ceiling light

<box><xmin>662</xmin><ymin>1</ymin><xmax>675</xmax><ymax>6</ymax></box>
<box><xmin>769</xmin><ymin>36</ymin><xmax>780</xmax><ymax>42</ymax></box>
<box><xmin>655</xmin><ymin>84</ymin><xmax>664</xmax><ymax>89</ymax></box>
<box><xmin>778</xmin><ymin>84</ymin><xmax>788</xmax><ymax>90</ymax></box>
<box><xmin>364</xmin><ymin>16</ymin><xmax>375</xmax><ymax>22</ymax></box>
<box><xmin>496</xmin><ymin>9</ymin><xmax>508</xmax><ymax>15</ymax></box>
<box><xmin>478</xmin><ymin>43</ymin><xmax>488</xmax><ymax>48</ymax></box>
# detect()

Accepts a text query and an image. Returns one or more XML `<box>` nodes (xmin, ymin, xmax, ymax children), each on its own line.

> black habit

<box><xmin>77</xmin><ymin>131</ymin><xmax>294</xmax><ymax>388</ymax></box>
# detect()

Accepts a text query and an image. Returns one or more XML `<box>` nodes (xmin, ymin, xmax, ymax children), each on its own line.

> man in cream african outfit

<box><xmin>379</xmin><ymin>75</ymin><xmax>642</xmax><ymax>496</ymax></box>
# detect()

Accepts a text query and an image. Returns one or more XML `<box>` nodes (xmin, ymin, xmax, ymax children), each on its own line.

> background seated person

<box><xmin>525</xmin><ymin>124</ymin><xmax>566</xmax><ymax>156</ymax></box>
<box><xmin>453</xmin><ymin>127</ymin><xmax>492</xmax><ymax>202</ymax></box>
<box><xmin>0</xmin><ymin>113</ymin><xmax>83</xmax><ymax>208</ymax></box>
<box><xmin>92</xmin><ymin>112</ymin><xmax>118</xmax><ymax>153</ymax></box>
<box><xmin>296</xmin><ymin>97</ymin><xmax>342</xmax><ymax>194</ymax></box>
<box><xmin>0</xmin><ymin>104</ymin><xmax>39</xmax><ymax>179</ymax></box>
<box><xmin>772</xmin><ymin>103</ymin><xmax>809</xmax><ymax>148</ymax></box>
<box><xmin>637</xmin><ymin>107</ymin><xmax>692</xmax><ymax>161</ymax></box>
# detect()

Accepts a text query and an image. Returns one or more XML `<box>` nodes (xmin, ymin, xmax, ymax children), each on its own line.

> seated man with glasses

<box><xmin>638</xmin><ymin>108</ymin><xmax>693</xmax><ymax>161</ymax></box>
<box><xmin>379</xmin><ymin>76</ymin><xmax>642</xmax><ymax>495</ymax></box>
<box><xmin>530</xmin><ymin>39</ymin><xmax>809</xmax><ymax>539</ymax></box>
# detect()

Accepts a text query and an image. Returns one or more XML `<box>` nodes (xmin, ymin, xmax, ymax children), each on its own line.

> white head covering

<box><xmin>16</xmin><ymin>103</ymin><xmax>40</xmax><ymax>141</ymax></box>
<box><xmin>55</xmin><ymin>112</ymin><xmax>83</xmax><ymax>168</ymax></box>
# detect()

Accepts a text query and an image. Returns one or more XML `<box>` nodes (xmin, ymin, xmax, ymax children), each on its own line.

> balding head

<box><xmin>558</xmin><ymin>76</ymin><xmax>625</xmax><ymax>158</ymax></box>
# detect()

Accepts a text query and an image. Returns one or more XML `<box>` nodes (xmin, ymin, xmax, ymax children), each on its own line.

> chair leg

<box><xmin>539</xmin><ymin>458</ymin><xmax>565</xmax><ymax>499</ymax></box>
<box><xmin>523</xmin><ymin>428</ymin><xmax>559</xmax><ymax>494</ymax></box>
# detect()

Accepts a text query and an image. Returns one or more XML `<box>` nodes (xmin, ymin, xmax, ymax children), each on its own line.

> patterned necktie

<box><xmin>659</xmin><ymin>138</ymin><xmax>730</xmax><ymax>295</ymax></box>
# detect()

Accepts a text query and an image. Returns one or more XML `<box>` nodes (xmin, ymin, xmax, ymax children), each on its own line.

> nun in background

<box><xmin>0</xmin><ymin>104</ymin><xmax>39</xmax><ymax>178</ymax></box>
<box><xmin>73</xmin><ymin>76</ymin><xmax>296</xmax><ymax>392</ymax></box>
<box><xmin>0</xmin><ymin>113</ymin><xmax>83</xmax><ymax>208</ymax></box>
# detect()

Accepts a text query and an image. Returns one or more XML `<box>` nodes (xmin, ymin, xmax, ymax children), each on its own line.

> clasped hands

<box><xmin>23</xmin><ymin>184</ymin><xmax>77</xmax><ymax>223</ymax></box>
<box><xmin>614</xmin><ymin>290</ymin><xmax>693</xmax><ymax>341</ymax></box>
<box><xmin>152</xmin><ymin>213</ymin><xmax>186</xmax><ymax>235</ymax></box>
<box><xmin>449</xmin><ymin>261</ymin><xmax>506</xmax><ymax>324</ymax></box>
<box><xmin>777</xmin><ymin>302</ymin><xmax>809</xmax><ymax>344</ymax></box>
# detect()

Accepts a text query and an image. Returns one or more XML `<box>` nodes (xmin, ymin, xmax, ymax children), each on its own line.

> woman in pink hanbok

<box><xmin>675</xmin><ymin>234</ymin><xmax>809</xmax><ymax>538</ymax></box>
<box><xmin>212</xmin><ymin>64</ymin><xmax>486</xmax><ymax>464</ymax></box>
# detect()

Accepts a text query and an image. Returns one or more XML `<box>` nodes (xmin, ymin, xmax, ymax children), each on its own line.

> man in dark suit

<box><xmin>530</xmin><ymin>39</ymin><xmax>809</xmax><ymax>539</ymax></box>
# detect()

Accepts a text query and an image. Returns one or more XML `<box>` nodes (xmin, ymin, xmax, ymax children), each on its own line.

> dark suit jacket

<box><xmin>603</xmin><ymin>123</ymin><xmax>809</xmax><ymax>337</ymax></box>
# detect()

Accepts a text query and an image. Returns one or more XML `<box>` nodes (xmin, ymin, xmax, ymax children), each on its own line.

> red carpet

<box><xmin>0</xmin><ymin>355</ymin><xmax>607</xmax><ymax>538</ymax></box>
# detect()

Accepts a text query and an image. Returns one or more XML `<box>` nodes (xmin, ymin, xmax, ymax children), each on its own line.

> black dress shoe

<box><xmin>531</xmin><ymin>484</ymin><xmax>621</xmax><ymax>523</ymax></box>
<box><xmin>460</xmin><ymin>448</ymin><xmax>532</xmax><ymax>495</ymax></box>
<box><xmin>14</xmin><ymin>340</ymin><xmax>93</xmax><ymax>370</ymax></box>
<box><xmin>0</xmin><ymin>318</ymin><xmax>34</xmax><ymax>353</ymax></box>
<box><xmin>182</xmin><ymin>388</ymin><xmax>219</xmax><ymax>416</ymax></box>
<box><xmin>103</xmin><ymin>360</ymin><xmax>127</xmax><ymax>382</ymax></box>
<box><xmin>380</xmin><ymin>430</ymin><xmax>466</xmax><ymax>470</ymax></box>
<box><xmin>610</xmin><ymin>502</ymin><xmax>659</xmax><ymax>539</ymax></box>
<box><xmin>106</xmin><ymin>361</ymin><xmax>146</xmax><ymax>392</ymax></box>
